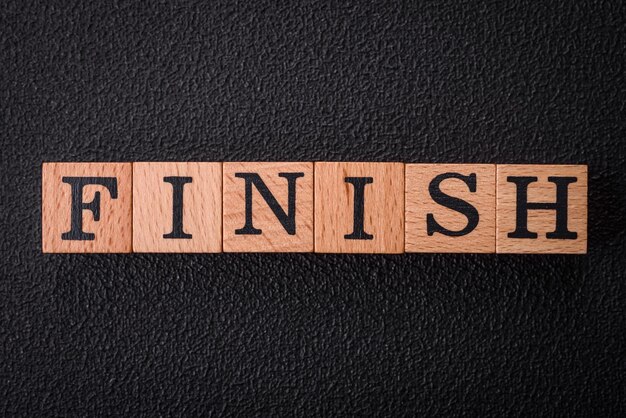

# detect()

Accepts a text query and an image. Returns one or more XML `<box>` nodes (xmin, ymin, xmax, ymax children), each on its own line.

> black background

<box><xmin>1</xmin><ymin>1</ymin><xmax>625</xmax><ymax>416</ymax></box>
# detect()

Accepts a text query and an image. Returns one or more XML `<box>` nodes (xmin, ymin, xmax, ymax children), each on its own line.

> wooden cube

<box><xmin>133</xmin><ymin>162</ymin><xmax>222</xmax><ymax>253</ymax></box>
<box><xmin>223</xmin><ymin>162</ymin><xmax>314</xmax><ymax>252</ymax></box>
<box><xmin>496</xmin><ymin>165</ymin><xmax>587</xmax><ymax>254</ymax></box>
<box><xmin>314</xmin><ymin>162</ymin><xmax>404</xmax><ymax>253</ymax></box>
<box><xmin>405</xmin><ymin>164</ymin><xmax>496</xmax><ymax>253</ymax></box>
<box><xmin>42</xmin><ymin>162</ymin><xmax>132</xmax><ymax>253</ymax></box>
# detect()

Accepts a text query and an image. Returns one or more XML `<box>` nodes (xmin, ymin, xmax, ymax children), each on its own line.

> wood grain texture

<box><xmin>496</xmin><ymin>164</ymin><xmax>587</xmax><ymax>254</ymax></box>
<box><xmin>223</xmin><ymin>162</ymin><xmax>313</xmax><ymax>252</ymax></box>
<box><xmin>314</xmin><ymin>162</ymin><xmax>404</xmax><ymax>253</ymax></box>
<box><xmin>133</xmin><ymin>162</ymin><xmax>222</xmax><ymax>253</ymax></box>
<box><xmin>405</xmin><ymin>164</ymin><xmax>495</xmax><ymax>253</ymax></box>
<box><xmin>42</xmin><ymin>162</ymin><xmax>132</xmax><ymax>253</ymax></box>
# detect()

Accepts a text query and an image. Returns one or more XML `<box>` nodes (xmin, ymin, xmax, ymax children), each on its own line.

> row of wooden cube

<box><xmin>42</xmin><ymin>162</ymin><xmax>587</xmax><ymax>254</ymax></box>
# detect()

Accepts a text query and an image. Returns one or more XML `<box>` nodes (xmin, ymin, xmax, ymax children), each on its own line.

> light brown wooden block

<box><xmin>42</xmin><ymin>162</ymin><xmax>132</xmax><ymax>253</ymax></box>
<box><xmin>496</xmin><ymin>164</ymin><xmax>587</xmax><ymax>254</ymax></box>
<box><xmin>314</xmin><ymin>162</ymin><xmax>404</xmax><ymax>253</ymax></box>
<box><xmin>223</xmin><ymin>162</ymin><xmax>313</xmax><ymax>252</ymax></box>
<box><xmin>405</xmin><ymin>164</ymin><xmax>495</xmax><ymax>253</ymax></box>
<box><xmin>133</xmin><ymin>162</ymin><xmax>222</xmax><ymax>253</ymax></box>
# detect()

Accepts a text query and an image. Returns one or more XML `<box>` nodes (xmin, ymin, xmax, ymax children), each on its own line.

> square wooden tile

<box><xmin>133</xmin><ymin>162</ymin><xmax>222</xmax><ymax>253</ymax></box>
<box><xmin>496</xmin><ymin>165</ymin><xmax>587</xmax><ymax>254</ymax></box>
<box><xmin>314</xmin><ymin>162</ymin><xmax>404</xmax><ymax>253</ymax></box>
<box><xmin>405</xmin><ymin>164</ymin><xmax>495</xmax><ymax>253</ymax></box>
<box><xmin>223</xmin><ymin>162</ymin><xmax>313</xmax><ymax>252</ymax></box>
<box><xmin>42</xmin><ymin>162</ymin><xmax>132</xmax><ymax>253</ymax></box>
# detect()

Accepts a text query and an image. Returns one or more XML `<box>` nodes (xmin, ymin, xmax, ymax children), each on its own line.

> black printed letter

<box><xmin>61</xmin><ymin>177</ymin><xmax>118</xmax><ymax>241</ymax></box>
<box><xmin>427</xmin><ymin>172</ymin><xmax>479</xmax><ymax>237</ymax></box>
<box><xmin>344</xmin><ymin>177</ymin><xmax>374</xmax><ymax>240</ymax></box>
<box><xmin>507</xmin><ymin>176</ymin><xmax>578</xmax><ymax>239</ymax></box>
<box><xmin>235</xmin><ymin>172</ymin><xmax>304</xmax><ymax>235</ymax></box>
<box><xmin>163</xmin><ymin>176</ymin><xmax>193</xmax><ymax>239</ymax></box>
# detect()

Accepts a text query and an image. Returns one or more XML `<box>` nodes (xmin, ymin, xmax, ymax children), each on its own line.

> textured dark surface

<box><xmin>1</xmin><ymin>0</ymin><xmax>625</xmax><ymax>416</ymax></box>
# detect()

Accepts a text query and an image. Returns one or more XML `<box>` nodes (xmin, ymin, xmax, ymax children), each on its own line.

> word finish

<box><xmin>42</xmin><ymin>162</ymin><xmax>587</xmax><ymax>254</ymax></box>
